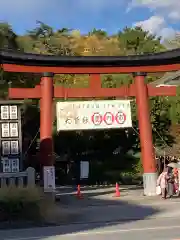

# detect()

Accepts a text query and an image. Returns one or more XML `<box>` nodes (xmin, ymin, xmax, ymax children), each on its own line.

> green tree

<box><xmin>118</xmin><ymin>26</ymin><xmax>165</xmax><ymax>55</ymax></box>
<box><xmin>27</xmin><ymin>21</ymin><xmax>74</xmax><ymax>55</ymax></box>
<box><xmin>89</xmin><ymin>28</ymin><xmax>108</xmax><ymax>38</ymax></box>
<box><xmin>0</xmin><ymin>22</ymin><xmax>18</xmax><ymax>50</ymax></box>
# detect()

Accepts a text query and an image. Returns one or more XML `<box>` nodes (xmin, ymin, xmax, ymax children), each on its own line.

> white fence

<box><xmin>0</xmin><ymin>167</ymin><xmax>35</xmax><ymax>188</ymax></box>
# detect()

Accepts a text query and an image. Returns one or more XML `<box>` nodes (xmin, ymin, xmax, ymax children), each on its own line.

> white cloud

<box><xmin>128</xmin><ymin>0</ymin><xmax>180</xmax><ymax>21</ymax></box>
<box><xmin>134</xmin><ymin>16</ymin><xmax>165</xmax><ymax>34</ymax></box>
<box><xmin>130</xmin><ymin>0</ymin><xmax>177</xmax><ymax>9</ymax></box>
<box><xmin>168</xmin><ymin>11</ymin><xmax>180</xmax><ymax>21</ymax></box>
<box><xmin>134</xmin><ymin>15</ymin><xmax>176</xmax><ymax>39</ymax></box>
<box><xmin>159</xmin><ymin>27</ymin><xmax>176</xmax><ymax>39</ymax></box>
<box><xmin>129</xmin><ymin>0</ymin><xmax>180</xmax><ymax>39</ymax></box>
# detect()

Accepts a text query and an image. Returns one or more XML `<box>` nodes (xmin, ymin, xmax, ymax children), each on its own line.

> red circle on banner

<box><xmin>91</xmin><ymin>112</ymin><xmax>103</xmax><ymax>125</ymax></box>
<box><xmin>115</xmin><ymin>111</ymin><xmax>126</xmax><ymax>124</ymax></box>
<box><xmin>103</xmin><ymin>112</ymin><xmax>114</xmax><ymax>125</ymax></box>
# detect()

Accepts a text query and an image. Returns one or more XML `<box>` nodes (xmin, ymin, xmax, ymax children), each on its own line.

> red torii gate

<box><xmin>1</xmin><ymin>49</ymin><xmax>179</xmax><ymax>196</ymax></box>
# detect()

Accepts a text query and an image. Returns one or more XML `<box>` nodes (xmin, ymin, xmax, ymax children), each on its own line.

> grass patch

<box><xmin>0</xmin><ymin>186</ymin><xmax>78</xmax><ymax>224</ymax></box>
<box><xmin>0</xmin><ymin>186</ymin><xmax>43</xmax><ymax>222</ymax></box>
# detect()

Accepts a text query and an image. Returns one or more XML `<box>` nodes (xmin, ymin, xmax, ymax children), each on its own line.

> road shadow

<box><xmin>0</xmin><ymin>186</ymin><xmax>164</xmax><ymax>239</ymax></box>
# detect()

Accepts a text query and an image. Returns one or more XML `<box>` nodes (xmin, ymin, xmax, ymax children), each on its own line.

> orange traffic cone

<box><xmin>114</xmin><ymin>182</ymin><xmax>120</xmax><ymax>197</ymax></box>
<box><xmin>76</xmin><ymin>184</ymin><xmax>83</xmax><ymax>199</ymax></box>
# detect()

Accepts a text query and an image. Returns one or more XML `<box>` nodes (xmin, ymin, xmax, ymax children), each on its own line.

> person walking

<box><xmin>167</xmin><ymin>166</ymin><xmax>175</xmax><ymax>198</ymax></box>
<box><xmin>173</xmin><ymin>167</ymin><xmax>179</xmax><ymax>195</ymax></box>
<box><xmin>157</xmin><ymin>167</ymin><xmax>168</xmax><ymax>199</ymax></box>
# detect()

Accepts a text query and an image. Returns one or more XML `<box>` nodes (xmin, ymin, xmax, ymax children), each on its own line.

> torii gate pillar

<box><xmin>134</xmin><ymin>72</ymin><xmax>157</xmax><ymax>196</ymax></box>
<box><xmin>40</xmin><ymin>72</ymin><xmax>54</xmax><ymax>167</ymax></box>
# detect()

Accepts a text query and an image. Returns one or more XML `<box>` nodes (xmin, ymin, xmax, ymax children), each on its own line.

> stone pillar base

<box><xmin>143</xmin><ymin>172</ymin><xmax>157</xmax><ymax>196</ymax></box>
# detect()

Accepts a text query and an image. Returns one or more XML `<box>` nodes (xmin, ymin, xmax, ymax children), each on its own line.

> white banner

<box><xmin>56</xmin><ymin>100</ymin><xmax>132</xmax><ymax>131</ymax></box>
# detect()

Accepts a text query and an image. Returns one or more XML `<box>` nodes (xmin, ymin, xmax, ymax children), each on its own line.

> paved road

<box><xmin>2</xmin><ymin>186</ymin><xmax>180</xmax><ymax>240</ymax></box>
<box><xmin>1</xmin><ymin>217</ymin><xmax>180</xmax><ymax>240</ymax></box>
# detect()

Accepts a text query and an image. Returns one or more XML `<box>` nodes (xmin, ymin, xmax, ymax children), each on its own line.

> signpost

<box><xmin>56</xmin><ymin>100</ymin><xmax>132</xmax><ymax>131</ymax></box>
<box><xmin>43</xmin><ymin>166</ymin><xmax>56</xmax><ymax>192</ymax></box>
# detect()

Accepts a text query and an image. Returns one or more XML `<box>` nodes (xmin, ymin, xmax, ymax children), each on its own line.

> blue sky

<box><xmin>0</xmin><ymin>0</ymin><xmax>180</xmax><ymax>39</ymax></box>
